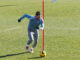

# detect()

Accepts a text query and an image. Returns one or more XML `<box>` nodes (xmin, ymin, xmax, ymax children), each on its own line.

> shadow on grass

<box><xmin>28</xmin><ymin>56</ymin><xmax>44</xmax><ymax>59</ymax></box>
<box><xmin>0</xmin><ymin>52</ymin><xmax>29</xmax><ymax>58</ymax></box>
<box><xmin>0</xmin><ymin>5</ymin><xmax>16</xmax><ymax>7</ymax></box>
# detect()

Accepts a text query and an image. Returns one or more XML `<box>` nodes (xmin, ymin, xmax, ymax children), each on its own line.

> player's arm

<box><xmin>40</xmin><ymin>19</ymin><xmax>44</xmax><ymax>30</ymax></box>
<box><xmin>18</xmin><ymin>14</ymin><xmax>32</xmax><ymax>22</ymax></box>
<box><xmin>36</xmin><ymin>18</ymin><xmax>44</xmax><ymax>30</ymax></box>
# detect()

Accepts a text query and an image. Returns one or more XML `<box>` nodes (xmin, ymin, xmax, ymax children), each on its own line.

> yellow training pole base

<box><xmin>40</xmin><ymin>50</ymin><xmax>46</xmax><ymax>57</ymax></box>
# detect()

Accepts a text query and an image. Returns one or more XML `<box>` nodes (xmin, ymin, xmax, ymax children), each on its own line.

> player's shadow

<box><xmin>0</xmin><ymin>5</ymin><xmax>16</xmax><ymax>7</ymax></box>
<box><xmin>0</xmin><ymin>52</ymin><xmax>29</xmax><ymax>58</ymax></box>
<box><xmin>0</xmin><ymin>52</ymin><xmax>44</xmax><ymax>59</ymax></box>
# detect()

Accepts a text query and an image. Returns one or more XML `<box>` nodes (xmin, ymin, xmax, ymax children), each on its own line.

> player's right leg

<box><xmin>26</xmin><ymin>30</ymin><xmax>34</xmax><ymax>51</ymax></box>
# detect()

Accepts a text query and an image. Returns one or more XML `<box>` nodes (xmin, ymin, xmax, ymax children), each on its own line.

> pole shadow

<box><xmin>28</xmin><ymin>56</ymin><xmax>44</xmax><ymax>59</ymax></box>
<box><xmin>0</xmin><ymin>52</ymin><xmax>30</xmax><ymax>58</ymax></box>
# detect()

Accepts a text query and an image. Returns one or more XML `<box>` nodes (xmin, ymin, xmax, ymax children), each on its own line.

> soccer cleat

<box><xmin>30</xmin><ymin>48</ymin><xmax>34</xmax><ymax>53</ymax></box>
<box><xmin>26</xmin><ymin>46</ymin><xmax>29</xmax><ymax>52</ymax></box>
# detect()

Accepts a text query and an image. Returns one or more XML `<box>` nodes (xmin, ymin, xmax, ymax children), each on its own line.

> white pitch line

<box><xmin>0</xmin><ymin>27</ymin><xmax>80</xmax><ymax>33</ymax></box>
<box><xmin>0</xmin><ymin>26</ymin><xmax>21</xmax><ymax>33</ymax></box>
<box><xmin>46</xmin><ymin>27</ymin><xmax>80</xmax><ymax>31</ymax></box>
<box><xmin>4</xmin><ymin>26</ymin><xmax>21</xmax><ymax>32</ymax></box>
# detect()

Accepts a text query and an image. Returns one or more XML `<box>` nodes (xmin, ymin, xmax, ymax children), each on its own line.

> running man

<box><xmin>18</xmin><ymin>11</ymin><xmax>44</xmax><ymax>53</ymax></box>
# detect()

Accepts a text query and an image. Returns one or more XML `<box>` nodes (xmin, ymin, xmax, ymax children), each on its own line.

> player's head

<box><xmin>35</xmin><ymin>11</ymin><xmax>41</xmax><ymax>19</ymax></box>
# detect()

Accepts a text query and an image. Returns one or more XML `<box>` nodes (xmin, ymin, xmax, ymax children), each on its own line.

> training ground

<box><xmin>0</xmin><ymin>0</ymin><xmax>80</xmax><ymax>60</ymax></box>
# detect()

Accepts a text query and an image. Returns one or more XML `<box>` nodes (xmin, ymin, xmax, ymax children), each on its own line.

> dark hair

<box><xmin>35</xmin><ymin>11</ymin><xmax>41</xmax><ymax>16</ymax></box>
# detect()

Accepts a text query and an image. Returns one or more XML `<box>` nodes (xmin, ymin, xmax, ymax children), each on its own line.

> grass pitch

<box><xmin>0</xmin><ymin>0</ymin><xmax>80</xmax><ymax>60</ymax></box>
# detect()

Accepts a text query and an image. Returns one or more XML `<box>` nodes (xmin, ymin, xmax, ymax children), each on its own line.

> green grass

<box><xmin>0</xmin><ymin>0</ymin><xmax>80</xmax><ymax>60</ymax></box>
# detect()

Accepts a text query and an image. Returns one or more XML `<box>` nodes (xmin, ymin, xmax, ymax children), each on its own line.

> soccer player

<box><xmin>18</xmin><ymin>11</ymin><xmax>44</xmax><ymax>53</ymax></box>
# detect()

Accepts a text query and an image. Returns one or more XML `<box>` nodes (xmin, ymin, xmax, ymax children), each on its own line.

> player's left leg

<box><xmin>30</xmin><ymin>30</ymin><xmax>39</xmax><ymax>53</ymax></box>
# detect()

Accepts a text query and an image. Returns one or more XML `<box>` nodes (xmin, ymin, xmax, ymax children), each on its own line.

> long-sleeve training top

<box><xmin>19</xmin><ymin>14</ymin><xmax>44</xmax><ymax>31</ymax></box>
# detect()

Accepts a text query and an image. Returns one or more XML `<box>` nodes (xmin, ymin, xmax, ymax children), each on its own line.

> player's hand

<box><xmin>18</xmin><ymin>19</ymin><xmax>21</xmax><ymax>22</ymax></box>
<box><xmin>39</xmin><ymin>27</ymin><xmax>43</xmax><ymax>30</ymax></box>
<box><xmin>36</xmin><ymin>27</ymin><xmax>39</xmax><ymax>29</ymax></box>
